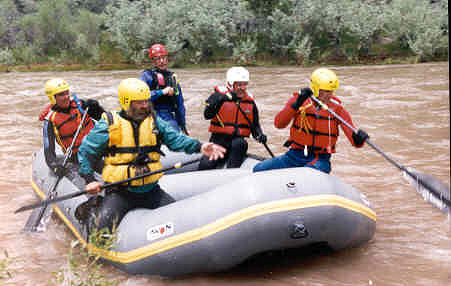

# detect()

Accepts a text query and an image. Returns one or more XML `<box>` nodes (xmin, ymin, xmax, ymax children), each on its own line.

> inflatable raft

<box><xmin>29</xmin><ymin>148</ymin><xmax>376</xmax><ymax>276</ymax></box>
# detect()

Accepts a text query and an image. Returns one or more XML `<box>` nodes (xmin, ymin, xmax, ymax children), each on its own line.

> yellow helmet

<box><xmin>118</xmin><ymin>78</ymin><xmax>150</xmax><ymax>110</ymax></box>
<box><xmin>310</xmin><ymin>68</ymin><xmax>339</xmax><ymax>97</ymax></box>
<box><xmin>44</xmin><ymin>78</ymin><xmax>70</xmax><ymax>104</ymax></box>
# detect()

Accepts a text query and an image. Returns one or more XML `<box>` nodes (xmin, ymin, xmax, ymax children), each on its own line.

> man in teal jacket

<box><xmin>77</xmin><ymin>78</ymin><xmax>225</xmax><ymax>232</ymax></box>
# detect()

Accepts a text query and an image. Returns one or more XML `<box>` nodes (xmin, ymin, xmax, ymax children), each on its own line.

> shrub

<box><xmin>383</xmin><ymin>0</ymin><xmax>448</xmax><ymax>60</ymax></box>
<box><xmin>104</xmin><ymin>0</ymin><xmax>254</xmax><ymax>64</ymax></box>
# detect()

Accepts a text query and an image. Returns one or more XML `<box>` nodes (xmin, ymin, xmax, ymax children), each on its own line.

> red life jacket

<box><xmin>47</xmin><ymin>100</ymin><xmax>94</xmax><ymax>154</ymax></box>
<box><xmin>209</xmin><ymin>87</ymin><xmax>255</xmax><ymax>137</ymax></box>
<box><xmin>39</xmin><ymin>103</ymin><xmax>53</xmax><ymax>121</ymax></box>
<box><xmin>288</xmin><ymin>96</ymin><xmax>343</xmax><ymax>154</ymax></box>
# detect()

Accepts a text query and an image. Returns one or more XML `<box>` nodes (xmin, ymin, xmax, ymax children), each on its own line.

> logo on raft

<box><xmin>146</xmin><ymin>222</ymin><xmax>174</xmax><ymax>241</ymax></box>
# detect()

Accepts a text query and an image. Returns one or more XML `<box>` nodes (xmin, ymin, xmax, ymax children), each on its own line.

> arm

<box><xmin>204</xmin><ymin>92</ymin><xmax>226</xmax><ymax>120</ymax></box>
<box><xmin>43</xmin><ymin>120</ymin><xmax>58</xmax><ymax>169</ymax></box>
<box><xmin>77</xmin><ymin>119</ymin><xmax>110</xmax><ymax>182</ymax></box>
<box><xmin>250</xmin><ymin>102</ymin><xmax>264</xmax><ymax>138</ymax></box>
<box><xmin>274</xmin><ymin>96</ymin><xmax>298</xmax><ymax>129</ymax></box>
<box><xmin>80</xmin><ymin>98</ymin><xmax>105</xmax><ymax>121</ymax></box>
<box><xmin>156</xmin><ymin>117</ymin><xmax>202</xmax><ymax>154</ymax></box>
<box><xmin>174</xmin><ymin>85</ymin><xmax>187</xmax><ymax>131</ymax></box>
<box><xmin>336</xmin><ymin>106</ymin><xmax>363</xmax><ymax>148</ymax></box>
<box><xmin>139</xmin><ymin>70</ymin><xmax>165</xmax><ymax>102</ymax></box>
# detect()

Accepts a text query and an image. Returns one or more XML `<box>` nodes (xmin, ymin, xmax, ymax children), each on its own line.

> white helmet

<box><xmin>226</xmin><ymin>66</ymin><xmax>249</xmax><ymax>88</ymax></box>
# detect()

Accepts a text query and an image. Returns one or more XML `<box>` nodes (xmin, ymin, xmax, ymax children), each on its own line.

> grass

<box><xmin>51</xmin><ymin>225</ymin><xmax>119</xmax><ymax>286</ymax></box>
<box><xmin>0</xmin><ymin>248</ymin><xmax>20</xmax><ymax>280</ymax></box>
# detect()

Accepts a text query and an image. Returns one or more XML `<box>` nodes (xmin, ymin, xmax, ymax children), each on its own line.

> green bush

<box><xmin>383</xmin><ymin>0</ymin><xmax>448</xmax><ymax>60</ymax></box>
<box><xmin>104</xmin><ymin>0</ymin><xmax>253</xmax><ymax>64</ymax></box>
<box><xmin>0</xmin><ymin>0</ymin><xmax>448</xmax><ymax>67</ymax></box>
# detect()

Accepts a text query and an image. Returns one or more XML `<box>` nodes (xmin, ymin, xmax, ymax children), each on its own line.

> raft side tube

<box><xmin>110</xmin><ymin>168</ymin><xmax>376</xmax><ymax>276</ymax></box>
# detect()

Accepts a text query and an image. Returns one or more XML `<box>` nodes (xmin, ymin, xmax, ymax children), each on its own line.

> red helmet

<box><xmin>149</xmin><ymin>44</ymin><xmax>168</xmax><ymax>59</ymax></box>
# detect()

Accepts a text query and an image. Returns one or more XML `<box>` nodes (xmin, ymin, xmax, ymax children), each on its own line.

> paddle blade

<box><xmin>403</xmin><ymin>168</ymin><xmax>451</xmax><ymax>213</ymax></box>
<box><xmin>23</xmin><ymin>206</ymin><xmax>53</xmax><ymax>232</ymax></box>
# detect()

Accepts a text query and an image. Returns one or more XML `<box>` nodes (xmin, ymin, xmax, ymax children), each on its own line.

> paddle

<box><xmin>231</xmin><ymin>96</ymin><xmax>275</xmax><ymax>158</ymax></box>
<box><xmin>23</xmin><ymin>107</ymin><xmax>90</xmax><ymax>232</ymax></box>
<box><xmin>309</xmin><ymin>95</ymin><xmax>451</xmax><ymax>212</ymax></box>
<box><xmin>15</xmin><ymin>158</ymin><xmax>201</xmax><ymax>214</ymax></box>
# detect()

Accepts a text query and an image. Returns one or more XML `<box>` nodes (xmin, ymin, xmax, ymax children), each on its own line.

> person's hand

<box><xmin>201</xmin><ymin>142</ymin><xmax>226</xmax><ymax>160</ymax></box>
<box><xmin>85</xmin><ymin>99</ymin><xmax>104</xmax><ymax>120</ymax></box>
<box><xmin>86</xmin><ymin>181</ymin><xmax>103</xmax><ymax>195</ymax></box>
<box><xmin>256</xmin><ymin>133</ymin><xmax>267</xmax><ymax>144</ymax></box>
<box><xmin>163</xmin><ymin>86</ymin><xmax>174</xmax><ymax>96</ymax></box>
<box><xmin>209</xmin><ymin>93</ymin><xmax>229</xmax><ymax>106</ymax></box>
<box><xmin>291</xmin><ymin>88</ymin><xmax>313</xmax><ymax>109</ymax></box>
<box><xmin>352</xmin><ymin>129</ymin><xmax>369</xmax><ymax>146</ymax></box>
<box><xmin>86</xmin><ymin>99</ymin><xmax>100</xmax><ymax>109</ymax></box>
<box><xmin>52</xmin><ymin>164</ymin><xmax>66</xmax><ymax>177</ymax></box>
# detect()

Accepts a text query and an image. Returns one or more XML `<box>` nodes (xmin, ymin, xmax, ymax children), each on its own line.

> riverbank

<box><xmin>0</xmin><ymin>54</ymin><xmax>446</xmax><ymax>73</ymax></box>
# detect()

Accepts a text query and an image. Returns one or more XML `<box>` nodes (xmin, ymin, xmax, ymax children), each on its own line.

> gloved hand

<box><xmin>256</xmin><ymin>133</ymin><xmax>267</xmax><ymax>144</ymax></box>
<box><xmin>85</xmin><ymin>99</ymin><xmax>105</xmax><ymax>120</ymax></box>
<box><xmin>230</xmin><ymin>92</ymin><xmax>238</xmax><ymax>102</ymax></box>
<box><xmin>210</xmin><ymin>93</ymin><xmax>229</xmax><ymax>106</ymax></box>
<box><xmin>352</xmin><ymin>129</ymin><xmax>369</xmax><ymax>146</ymax></box>
<box><xmin>291</xmin><ymin>88</ymin><xmax>313</xmax><ymax>109</ymax></box>
<box><xmin>51</xmin><ymin>164</ymin><xmax>66</xmax><ymax>177</ymax></box>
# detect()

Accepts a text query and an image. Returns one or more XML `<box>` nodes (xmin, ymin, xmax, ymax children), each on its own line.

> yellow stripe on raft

<box><xmin>31</xmin><ymin>177</ymin><xmax>376</xmax><ymax>264</ymax></box>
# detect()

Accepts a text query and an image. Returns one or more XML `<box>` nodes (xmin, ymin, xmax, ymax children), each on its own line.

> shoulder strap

<box><xmin>103</xmin><ymin>111</ymin><xmax>114</xmax><ymax>126</ymax></box>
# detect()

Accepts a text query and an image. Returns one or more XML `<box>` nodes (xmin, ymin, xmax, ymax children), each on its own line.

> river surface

<box><xmin>0</xmin><ymin>63</ymin><xmax>449</xmax><ymax>285</ymax></box>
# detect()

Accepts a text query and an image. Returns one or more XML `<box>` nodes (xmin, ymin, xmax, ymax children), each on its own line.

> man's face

<box><xmin>127</xmin><ymin>100</ymin><xmax>150</xmax><ymax>121</ymax></box>
<box><xmin>152</xmin><ymin>55</ymin><xmax>168</xmax><ymax>70</ymax></box>
<box><xmin>232</xmin><ymin>81</ymin><xmax>248</xmax><ymax>97</ymax></box>
<box><xmin>54</xmin><ymin>90</ymin><xmax>70</xmax><ymax>109</ymax></box>
<box><xmin>318</xmin><ymin>89</ymin><xmax>334</xmax><ymax>103</ymax></box>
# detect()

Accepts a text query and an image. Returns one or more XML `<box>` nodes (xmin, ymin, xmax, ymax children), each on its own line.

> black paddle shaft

<box><xmin>234</xmin><ymin>100</ymin><xmax>275</xmax><ymax>158</ymax></box>
<box><xmin>310</xmin><ymin>96</ymin><xmax>451</xmax><ymax>208</ymax></box>
<box><xmin>15</xmin><ymin>157</ymin><xmax>201</xmax><ymax>214</ymax></box>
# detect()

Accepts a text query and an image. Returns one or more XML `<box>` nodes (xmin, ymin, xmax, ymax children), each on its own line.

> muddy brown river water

<box><xmin>0</xmin><ymin>63</ymin><xmax>449</xmax><ymax>285</ymax></box>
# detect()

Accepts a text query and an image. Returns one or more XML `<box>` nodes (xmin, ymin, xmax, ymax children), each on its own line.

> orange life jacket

<box><xmin>209</xmin><ymin>87</ymin><xmax>255</xmax><ymax>137</ymax></box>
<box><xmin>288</xmin><ymin>96</ymin><xmax>342</xmax><ymax>154</ymax></box>
<box><xmin>47</xmin><ymin>100</ymin><xmax>94</xmax><ymax>154</ymax></box>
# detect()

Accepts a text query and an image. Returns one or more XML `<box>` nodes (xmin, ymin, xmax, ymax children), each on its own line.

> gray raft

<box><xmin>30</xmin><ymin>148</ymin><xmax>376</xmax><ymax>277</ymax></box>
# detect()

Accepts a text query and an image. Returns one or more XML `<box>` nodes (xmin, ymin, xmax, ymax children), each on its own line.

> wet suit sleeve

<box><xmin>274</xmin><ymin>96</ymin><xmax>298</xmax><ymax>128</ymax></box>
<box><xmin>336</xmin><ymin>106</ymin><xmax>362</xmax><ymax>148</ymax></box>
<box><xmin>204</xmin><ymin>92</ymin><xmax>225</xmax><ymax>120</ymax></box>
<box><xmin>43</xmin><ymin>120</ymin><xmax>58</xmax><ymax>169</ymax></box>
<box><xmin>156</xmin><ymin>117</ymin><xmax>201</xmax><ymax>153</ymax></box>
<box><xmin>250</xmin><ymin>102</ymin><xmax>264</xmax><ymax>139</ymax></box>
<box><xmin>77</xmin><ymin>119</ymin><xmax>110</xmax><ymax>182</ymax></box>
<box><xmin>174</xmin><ymin>85</ymin><xmax>187</xmax><ymax>130</ymax></box>
<box><xmin>139</xmin><ymin>70</ymin><xmax>164</xmax><ymax>102</ymax></box>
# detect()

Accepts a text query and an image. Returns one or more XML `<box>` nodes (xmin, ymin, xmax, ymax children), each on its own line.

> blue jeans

<box><xmin>253</xmin><ymin>149</ymin><xmax>332</xmax><ymax>174</ymax></box>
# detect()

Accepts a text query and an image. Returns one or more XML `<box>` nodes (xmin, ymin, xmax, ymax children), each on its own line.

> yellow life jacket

<box><xmin>101</xmin><ymin>111</ymin><xmax>163</xmax><ymax>186</ymax></box>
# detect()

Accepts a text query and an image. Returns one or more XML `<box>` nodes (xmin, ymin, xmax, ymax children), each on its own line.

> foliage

<box><xmin>0</xmin><ymin>0</ymin><xmax>22</xmax><ymax>47</ymax></box>
<box><xmin>232</xmin><ymin>37</ymin><xmax>258</xmax><ymax>65</ymax></box>
<box><xmin>341</xmin><ymin>1</ymin><xmax>384</xmax><ymax>57</ymax></box>
<box><xmin>52</xmin><ymin>225</ymin><xmax>119</xmax><ymax>286</ymax></box>
<box><xmin>383</xmin><ymin>0</ymin><xmax>448</xmax><ymax>60</ymax></box>
<box><xmin>0</xmin><ymin>48</ymin><xmax>16</xmax><ymax>65</ymax></box>
<box><xmin>0</xmin><ymin>249</ymin><xmax>20</xmax><ymax>280</ymax></box>
<box><xmin>104</xmin><ymin>0</ymin><xmax>253</xmax><ymax>64</ymax></box>
<box><xmin>0</xmin><ymin>0</ymin><xmax>448</xmax><ymax>67</ymax></box>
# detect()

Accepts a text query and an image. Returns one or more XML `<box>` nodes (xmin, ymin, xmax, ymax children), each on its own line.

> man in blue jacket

<box><xmin>78</xmin><ymin>78</ymin><xmax>225</xmax><ymax>232</ymax></box>
<box><xmin>139</xmin><ymin>43</ymin><xmax>188</xmax><ymax>134</ymax></box>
